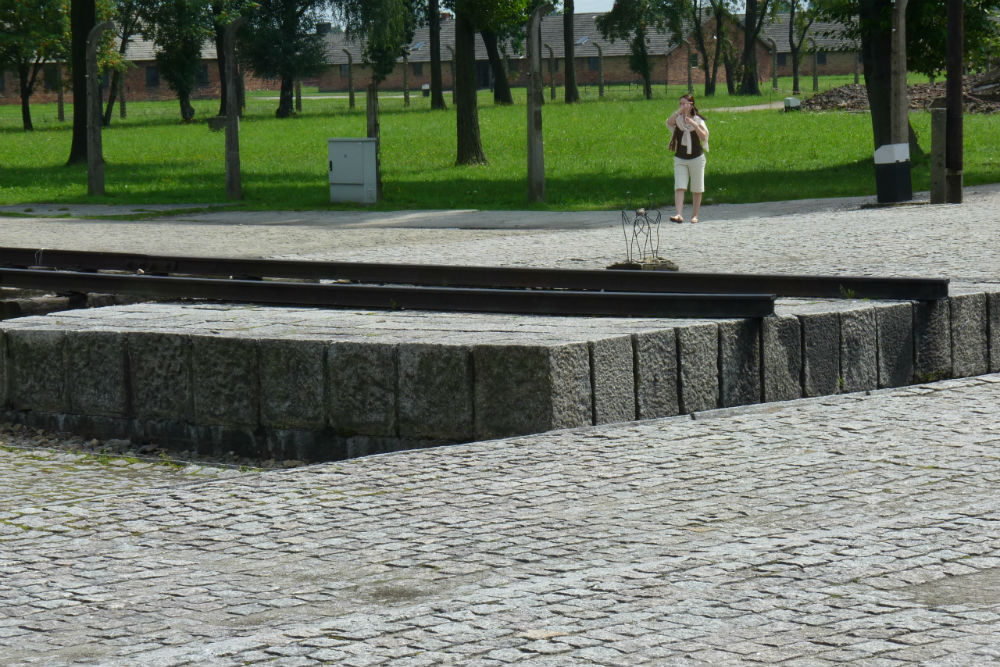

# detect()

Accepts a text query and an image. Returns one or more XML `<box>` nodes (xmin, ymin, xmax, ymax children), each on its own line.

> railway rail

<box><xmin>0</xmin><ymin>247</ymin><xmax>949</xmax><ymax>319</ymax></box>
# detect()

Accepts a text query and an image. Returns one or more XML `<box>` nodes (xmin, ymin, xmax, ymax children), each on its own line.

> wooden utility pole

<box><xmin>527</xmin><ymin>5</ymin><xmax>549</xmax><ymax>202</ymax></box>
<box><xmin>945</xmin><ymin>0</ymin><xmax>963</xmax><ymax>203</ymax></box>
<box><xmin>224</xmin><ymin>18</ymin><xmax>246</xmax><ymax>200</ymax></box>
<box><xmin>86</xmin><ymin>21</ymin><xmax>113</xmax><ymax>196</ymax></box>
<box><xmin>342</xmin><ymin>50</ymin><xmax>355</xmax><ymax>110</ymax></box>
<box><xmin>890</xmin><ymin>0</ymin><xmax>908</xmax><ymax>146</ymax></box>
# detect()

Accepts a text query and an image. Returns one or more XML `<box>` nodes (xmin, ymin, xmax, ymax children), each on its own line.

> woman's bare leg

<box><xmin>691</xmin><ymin>192</ymin><xmax>702</xmax><ymax>222</ymax></box>
<box><xmin>674</xmin><ymin>189</ymin><xmax>686</xmax><ymax>219</ymax></box>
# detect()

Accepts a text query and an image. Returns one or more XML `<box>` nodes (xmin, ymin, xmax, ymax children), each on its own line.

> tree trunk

<box><xmin>563</xmin><ymin>0</ymin><xmax>579</xmax><ymax>103</ymax></box>
<box><xmin>18</xmin><ymin>64</ymin><xmax>34</xmax><ymax>131</ymax></box>
<box><xmin>179</xmin><ymin>92</ymin><xmax>196</xmax><ymax>122</ymax></box>
<box><xmin>215</xmin><ymin>24</ymin><xmax>227</xmax><ymax>117</ymax></box>
<box><xmin>67</xmin><ymin>0</ymin><xmax>96</xmax><ymax>164</ymax></box>
<box><xmin>455</xmin><ymin>9</ymin><xmax>486</xmax><ymax>165</ymax></box>
<box><xmin>738</xmin><ymin>0</ymin><xmax>761</xmax><ymax>94</ymax></box>
<box><xmin>481</xmin><ymin>30</ymin><xmax>513</xmax><ymax>104</ymax></box>
<box><xmin>429</xmin><ymin>0</ymin><xmax>446</xmax><ymax>109</ymax></box>
<box><xmin>276</xmin><ymin>75</ymin><xmax>294</xmax><ymax>117</ymax></box>
<box><xmin>860</xmin><ymin>0</ymin><xmax>892</xmax><ymax>149</ymax></box>
<box><xmin>103</xmin><ymin>70</ymin><xmax>120</xmax><ymax>125</ymax></box>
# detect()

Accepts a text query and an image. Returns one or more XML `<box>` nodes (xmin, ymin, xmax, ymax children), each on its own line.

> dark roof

<box><xmin>323</xmin><ymin>12</ymin><xmax>698</xmax><ymax>65</ymax></box>
<box><xmin>756</xmin><ymin>14</ymin><xmax>859</xmax><ymax>52</ymax></box>
<box><xmin>121</xmin><ymin>37</ymin><xmax>217</xmax><ymax>62</ymax></box>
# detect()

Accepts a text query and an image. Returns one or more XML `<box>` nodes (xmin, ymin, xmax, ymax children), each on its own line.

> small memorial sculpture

<box><xmin>608</xmin><ymin>192</ymin><xmax>678</xmax><ymax>271</ymax></box>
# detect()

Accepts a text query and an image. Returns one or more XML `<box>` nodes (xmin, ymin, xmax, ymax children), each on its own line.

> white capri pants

<box><xmin>673</xmin><ymin>154</ymin><xmax>707</xmax><ymax>193</ymax></box>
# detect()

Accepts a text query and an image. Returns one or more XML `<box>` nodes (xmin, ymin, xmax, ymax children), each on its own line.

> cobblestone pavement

<box><xmin>1</xmin><ymin>184</ymin><xmax>998</xmax><ymax>290</ymax></box>
<box><xmin>2</xmin><ymin>375</ymin><xmax>1000</xmax><ymax>666</ymax></box>
<box><xmin>1</xmin><ymin>190</ymin><xmax>999</xmax><ymax>665</ymax></box>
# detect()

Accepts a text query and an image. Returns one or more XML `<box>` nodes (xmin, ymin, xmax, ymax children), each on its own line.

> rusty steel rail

<box><xmin>0</xmin><ymin>247</ymin><xmax>948</xmax><ymax>301</ymax></box>
<box><xmin>0</xmin><ymin>268</ymin><xmax>775</xmax><ymax>319</ymax></box>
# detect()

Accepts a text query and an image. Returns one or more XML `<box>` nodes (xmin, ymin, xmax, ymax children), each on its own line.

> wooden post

<box><xmin>366</xmin><ymin>82</ymin><xmax>381</xmax><ymax>200</ymax></box>
<box><xmin>769</xmin><ymin>38</ymin><xmax>778</xmax><ymax>91</ymax></box>
<box><xmin>119</xmin><ymin>72</ymin><xmax>126</xmax><ymax>118</ymax></box>
<box><xmin>685</xmin><ymin>42</ymin><xmax>693</xmax><ymax>93</ymax></box>
<box><xmin>808</xmin><ymin>38</ymin><xmax>818</xmax><ymax>92</ymax></box>
<box><xmin>86</xmin><ymin>21</ymin><xmax>113</xmax><ymax>196</ymax></box>
<box><xmin>403</xmin><ymin>56</ymin><xmax>410</xmax><ymax>107</ymax></box>
<box><xmin>945</xmin><ymin>0</ymin><xmax>963</xmax><ymax>203</ymax></box>
<box><xmin>595</xmin><ymin>43</ymin><xmax>604</xmax><ymax>98</ymax></box>
<box><xmin>225</xmin><ymin>18</ymin><xmax>247</xmax><ymax>201</ymax></box>
<box><xmin>527</xmin><ymin>6</ymin><xmax>548</xmax><ymax>202</ymax></box>
<box><xmin>56</xmin><ymin>63</ymin><xmax>65</xmax><ymax>122</ymax></box>
<box><xmin>446</xmin><ymin>45</ymin><xmax>455</xmax><ymax>104</ymax></box>
<box><xmin>930</xmin><ymin>106</ymin><xmax>946</xmax><ymax>204</ymax></box>
<box><xmin>343</xmin><ymin>49</ymin><xmax>355</xmax><ymax>110</ymax></box>
<box><xmin>545</xmin><ymin>43</ymin><xmax>556</xmax><ymax>101</ymax></box>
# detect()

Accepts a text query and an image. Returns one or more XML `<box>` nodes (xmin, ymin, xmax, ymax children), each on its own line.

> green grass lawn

<box><xmin>1</xmin><ymin>78</ymin><xmax>996</xmax><ymax>212</ymax></box>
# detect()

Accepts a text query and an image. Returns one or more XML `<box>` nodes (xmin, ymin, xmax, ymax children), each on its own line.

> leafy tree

<box><xmin>448</xmin><ymin>0</ymin><xmax>527</xmax><ymax>164</ymax></box>
<box><xmin>596</xmin><ymin>0</ymin><xmax>678</xmax><ymax>99</ymax></box>
<box><xmin>475</xmin><ymin>1</ymin><xmax>532</xmax><ymax>106</ymax></box>
<box><xmin>241</xmin><ymin>0</ymin><xmax>329</xmax><ymax>117</ymax></box>
<box><xmin>426</xmin><ymin>0</ymin><xmax>446</xmax><ymax>108</ymax></box>
<box><xmin>209</xmin><ymin>0</ymin><xmax>257</xmax><ymax>117</ymax></box>
<box><xmin>141</xmin><ymin>0</ymin><xmax>214</xmax><ymax>121</ymax></box>
<box><xmin>338</xmin><ymin>0</ymin><xmax>416</xmax><ymax>197</ymax></box>
<box><xmin>814</xmin><ymin>0</ymin><xmax>1000</xmax><ymax>149</ymax></box>
<box><xmin>104</xmin><ymin>0</ymin><xmax>144</xmax><ymax>124</ymax></box>
<box><xmin>736</xmin><ymin>0</ymin><xmax>774</xmax><ymax>94</ymax></box>
<box><xmin>0</xmin><ymin>0</ymin><xmax>70</xmax><ymax>130</ymax></box>
<box><xmin>683</xmin><ymin>0</ymin><xmax>731</xmax><ymax>96</ymax></box>
<box><xmin>784</xmin><ymin>0</ymin><xmax>815</xmax><ymax>94</ymax></box>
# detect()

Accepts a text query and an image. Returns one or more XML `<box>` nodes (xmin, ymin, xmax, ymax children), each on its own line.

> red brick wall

<box><xmin>316</xmin><ymin>37</ymin><xmax>778</xmax><ymax>94</ymax></box>
<box><xmin>0</xmin><ymin>61</ymin><xmax>281</xmax><ymax>106</ymax></box>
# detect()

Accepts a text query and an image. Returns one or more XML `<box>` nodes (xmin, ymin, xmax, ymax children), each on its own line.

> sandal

<box><xmin>690</xmin><ymin>217</ymin><xmax>699</xmax><ymax>224</ymax></box>
<box><xmin>669</xmin><ymin>215</ymin><xmax>684</xmax><ymax>223</ymax></box>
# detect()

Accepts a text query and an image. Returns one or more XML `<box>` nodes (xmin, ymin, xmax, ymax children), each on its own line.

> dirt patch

<box><xmin>802</xmin><ymin>70</ymin><xmax>1000</xmax><ymax>114</ymax></box>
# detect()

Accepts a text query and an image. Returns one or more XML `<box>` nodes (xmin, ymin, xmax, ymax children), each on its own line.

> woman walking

<box><xmin>666</xmin><ymin>94</ymin><xmax>709</xmax><ymax>223</ymax></box>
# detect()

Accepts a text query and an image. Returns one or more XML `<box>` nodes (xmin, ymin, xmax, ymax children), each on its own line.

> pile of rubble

<box><xmin>801</xmin><ymin>70</ymin><xmax>1000</xmax><ymax>113</ymax></box>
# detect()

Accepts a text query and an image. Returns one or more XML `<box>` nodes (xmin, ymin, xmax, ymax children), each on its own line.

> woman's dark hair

<box><xmin>680</xmin><ymin>93</ymin><xmax>704</xmax><ymax>119</ymax></box>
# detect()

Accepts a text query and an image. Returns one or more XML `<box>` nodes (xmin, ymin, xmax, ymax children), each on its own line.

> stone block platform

<box><xmin>1</xmin><ymin>289</ymin><xmax>996</xmax><ymax>462</ymax></box>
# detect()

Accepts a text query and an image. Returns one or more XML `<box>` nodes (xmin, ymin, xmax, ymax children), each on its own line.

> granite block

<box><xmin>548</xmin><ymin>343</ymin><xmax>595</xmax><ymax>430</ymax></box>
<box><xmin>191</xmin><ymin>336</ymin><xmax>259</xmax><ymax>427</ymax></box>
<box><xmin>8</xmin><ymin>329</ymin><xmax>67</xmax><ymax>413</ymax></box>
<box><xmin>840</xmin><ymin>308</ymin><xmax>877</xmax><ymax>392</ymax></box>
<box><xmin>128</xmin><ymin>333</ymin><xmax>192</xmax><ymax>421</ymax></box>
<box><xmin>913</xmin><ymin>298</ymin><xmax>952</xmax><ymax>382</ymax></box>
<box><xmin>328</xmin><ymin>342</ymin><xmax>397</xmax><ymax>437</ymax></box>
<box><xmin>989</xmin><ymin>292</ymin><xmax>1000</xmax><ymax>373</ymax></box>
<box><xmin>718</xmin><ymin>319</ymin><xmax>761</xmax><ymax>408</ymax></box>
<box><xmin>591</xmin><ymin>336</ymin><xmax>636</xmax><ymax>425</ymax></box>
<box><xmin>399</xmin><ymin>344</ymin><xmax>473</xmax><ymax>440</ymax></box>
<box><xmin>259</xmin><ymin>339</ymin><xmax>326</xmax><ymax>429</ymax></box>
<box><xmin>474</xmin><ymin>343</ymin><xmax>591</xmax><ymax>439</ymax></box>
<box><xmin>676</xmin><ymin>323</ymin><xmax>719</xmax><ymax>413</ymax></box>
<box><xmin>800</xmin><ymin>312</ymin><xmax>840</xmax><ymax>397</ymax></box>
<box><xmin>0</xmin><ymin>330</ymin><xmax>6</xmax><ymax>408</ymax></box>
<box><xmin>633</xmin><ymin>330</ymin><xmax>679</xmax><ymax>419</ymax></box>
<box><xmin>950</xmin><ymin>293</ymin><xmax>988</xmax><ymax>378</ymax></box>
<box><xmin>875</xmin><ymin>303</ymin><xmax>914</xmax><ymax>388</ymax></box>
<box><xmin>762</xmin><ymin>315</ymin><xmax>801</xmax><ymax>403</ymax></box>
<box><xmin>66</xmin><ymin>331</ymin><xmax>127</xmax><ymax>417</ymax></box>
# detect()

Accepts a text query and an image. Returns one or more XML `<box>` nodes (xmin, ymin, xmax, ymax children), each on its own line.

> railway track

<box><xmin>0</xmin><ymin>247</ymin><xmax>949</xmax><ymax>319</ymax></box>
